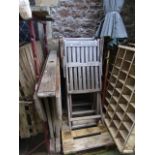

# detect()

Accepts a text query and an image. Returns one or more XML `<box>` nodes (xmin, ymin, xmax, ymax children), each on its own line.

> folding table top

<box><xmin>37</xmin><ymin>50</ymin><xmax>57</xmax><ymax>97</ymax></box>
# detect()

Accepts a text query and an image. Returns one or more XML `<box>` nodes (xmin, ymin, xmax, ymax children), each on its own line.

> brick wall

<box><xmin>51</xmin><ymin>0</ymin><xmax>103</xmax><ymax>38</ymax></box>
<box><xmin>50</xmin><ymin>0</ymin><xmax>135</xmax><ymax>41</ymax></box>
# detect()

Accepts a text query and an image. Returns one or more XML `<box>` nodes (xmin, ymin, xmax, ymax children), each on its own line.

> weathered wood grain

<box><xmin>19</xmin><ymin>42</ymin><xmax>44</xmax><ymax>98</ymax></box>
<box><xmin>104</xmin><ymin>45</ymin><xmax>135</xmax><ymax>153</ymax></box>
<box><xmin>37</xmin><ymin>50</ymin><xmax>57</xmax><ymax>97</ymax></box>
<box><xmin>62</xmin><ymin>124</ymin><xmax>114</xmax><ymax>154</ymax></box>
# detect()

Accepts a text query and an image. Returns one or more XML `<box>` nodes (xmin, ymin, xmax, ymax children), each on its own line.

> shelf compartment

<box><xmin>124</xmin><ymin>51</ymin><xmax>134</xmax><ymax>61</ymax></box>
<box><xmin>115</xmin><ymin>87</ymin><xmax>122</xmax><ymax>94</ymax></box>
<box><xmin>108</xmin><ymin>80</ymin><xmax>115</xmax><ymax>88</ymax></box>
<box><xmin>105</xmin><ymin>97</ymin><xmax>110</xmax><ymax>103</ymax></box>
<box><xmin>118</xmin><ymin>78</ymin><xmax>125</xmax><ymax>85</ymax></box>
<box><xmin>123</xmin><ymin>121</ymin><xmax>132</xmax><ymax>131</ymax></box>
<box><xmin>112</xmin><ymin>67</ymin><xmax>119</xmax><ymax>76</ymax></box>
<box><xmin>116</xmin><ymin>111</ymin><xmax>124</xmax><ymax>121</ymax></box>
<box><xmin>107</xmin><ymin>89</ymin><xmax>113</xmax><ymax>96</ymax></box>
<box><xmin>109</xmin><ymin>122</ymin><xmax>118</xmax><ymax>137</ymax></box>
<box><xmin>126</xmin><ymin>76</ymin><xmax>135</xmax><ymax>86</ymax></box>
<box><xmin>107</xmin><ymin>110</ymin><xmax>114</xmax><ymax>118</ymax></box>
<box><xmin>108</xmin><ymin>83</ymin><xmax>114</xmax><ymax>91</ymax></box>
<box><xmin>115</xmin><ymin>131</ymin><xmax>125</xmax><ymax>150</ymax></box>
<box><xmin>130</xmin><ymin>93</ymin><xmax>135</xmax><ymax>103</ymax></box>
<box><xmin>113</xmin><ymin>114</ymin><xmax>121</xmax><ymax>128</ymax></box>
<box><xmin>122</xmin><ymin>87</ymin><xmax>132</xmax><ymax>97</ymax></box>
<box><xmin>118</xmin><ymin>71</ymin><xmax>127</xmax><ymax>81</ymax></box>
<box><xmin>119</xmin><ymin>129</ymin><xmax>128</xmax><ymax>141</ymax></box>
<box><xmin>115</xmin><ymin>58</ymin><xmax>122</xmax><ymax>67</ymax></box>
<box><xmin>126</xmin><ymin>112</ymin><xmax>135</xmax><ymax>122</ymax></box>
<box><xmin>119</xmin><ymin>96</ymin><xmax>128</xmax><ymax>105</ymax></box>
<box><xmin>113</xmin><ymin>120</ymin><xmax>121</xmax><ymax>129</ymax></box>
<box><xmin>123</xmin><ymin>114</ymin><xmax>134</xmax><ymax>123</ymax></box>
<box><xmin>106</xmin><ymin>90</ymin><xmax>112</xmax><ymax>99</ymax></box>
<box><xmin>129</xmin><ymin>64</ymin><xmax>135</xmax><ymax>76</ymax></box>
<box><xmin>117</xmin><ymin>48</ymin><xmax>125</xmax><ymax>58</ymax></box>
<box><xmin>105</xmin><ymin>118</ymin><xmax>110</xmax><ymax>126</ymax></box>
<box><xmin>128</xmin><ymin>74</ymin><xmax>135</xmax><ymax>79</ymax></box>
<box><xmin>122</xmin><ymin>61</ymin><xmax>130</xmax><ymax>72</ymax></box>
<box><xmin>126</xmin><ymin>104</ymin><xmax>135</xmax><ymax>113</ymax></box>
<box><xmin>109</xmin><ymin>97</ymin><xmax>117</xmax><ymax>110</ymax></box>
<box><xmin>122</xmin><ymin>94</ymin><xmax>131</xmax><ymax>102</ymax></box>
<box><xmin>115</xmin><ymin>137</ymin><xmax>124</xmax><ymax>152</ymax></box>
<box><xmin>109</xmin><ymin>103</ymin><xmax>117</xmax><ymax>111</ymax></box>
<box><xmin>104</xmin><ymin>98</ymin><xmax>108</xmax><ymax>110</ymax></box>
<box><xmin>113</xmin><ymin>90</ymin><xmax>120</xmax><ymax>98</ymax></box>
<box><xmin>130</xmin><ymin>102</ymin><xmax>135</xmax><ymax>108</ymax></box>
<box><xmin>112</xmin><ymin>96</ymin><xmax>119</xmax><ymax>103</ymax></box>
<box><xmin>116</xmin><ymin>80</ymin><xmax>123</xmax><ymax>89</ymax></box>
<box><xmin>116</xmin><ymin>124</ymin><xmax>128</xmax><ymax>141</ymax></box>
<box><xmin>119</xmin><ymin>103</ymin><xmax>127</xmax><ymax>111</ymax></box>
<box><xmin>125</xmin><ymin>84</ymin><xmax>134</xmax><ymax>91</ymax></box>
<box><xmin>109</xmin><ymin>75</ymin><xmax>117</xmax><ymax>84</ymax></box>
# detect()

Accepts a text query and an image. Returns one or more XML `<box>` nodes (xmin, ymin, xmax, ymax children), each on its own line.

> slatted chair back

<box><xmin>63</xmin><ymin>38</ymin><xmax>103</xmax><ymax>94</ymax></box>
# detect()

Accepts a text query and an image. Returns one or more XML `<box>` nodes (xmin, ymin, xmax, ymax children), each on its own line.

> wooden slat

<box><xmin>90</xmin><ymin>46</ymin><xmax>94</xmax><ymax>89</ymax></box>
<box><xmin>72</xmin><ymin>110</ymin><xmax>95</xmax><ymax>116</ymax></box>
<box><xmin>66</xmin><ymin>62</ymin><xmax>102</xmax><ymax>67</ymax></box>
<box><xmin>67</xmin><ymin>94</ymin><xmax>72</xmax><ymax>129</ymax></box>
<box><xmin>77</xmin><ymin>47</ymin><xmax>82</xmax><ymax>90</ymax></box>
<box><xmin>72</xmin><ymin>47</ymin><xmax>78</xmax><ymax>90</ymax></box>
<box><xmin>65</xmin><ymin>40</ymin><xmax>98</xmax><ymax>47</ymax></box>
<box><xmin>71</xmin><ymin>126</ymin><xmax>107</xmax><ymax>138</ymax></box>
<box><xmin>70</xmin><ymin>115</ymin><xmax>101</xmax><ymax>121</ymax></box>
<box><xmin>68</xmin><ymin>47</ymin><xmax>73</xmax><ymax>90</ymax></box>
<box><xmin>81</xmin><ymin>47</ymin><xmax>86</xmax><ymax>90</ymax></box>
<box><xmin>37</xmin><ymin>50</ymin><xmax>57</xmax><ymax>97</ymax></box>
<box><xmin>68</xmin><ymin>89</ymin><xmax>101</xmax><ymax>94</ymax></box>
<box><xmin>85</xmin><ymin>47</ymin><xmax>90</xmax><ymax>89</ymax></box>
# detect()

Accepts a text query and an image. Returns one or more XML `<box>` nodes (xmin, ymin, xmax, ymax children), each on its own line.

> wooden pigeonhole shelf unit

<box><xmin>104</xmin><ymin>45</ymin><xmax>135</xmax><ymax>153</ymax></box>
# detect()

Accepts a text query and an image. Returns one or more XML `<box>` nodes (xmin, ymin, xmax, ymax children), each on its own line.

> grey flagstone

<box><xmin>96</xmin><ymin>0</ymin><xmax>127</xmax><ymax>38</ymax></box>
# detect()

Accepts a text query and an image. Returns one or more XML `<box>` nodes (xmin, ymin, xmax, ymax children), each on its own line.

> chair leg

<box><xmin>67</xmin><ymin>94</ymin><xmax>71</xmax><ymax>130</ymax></box>
<box><xmin>97</xmin><ymin>93</ymin><xmax>104</xmax><ymax>123</ymax></box>
<box><xmin>91</xmin><ymin>93</ymin><xmax>96</xmax><ymax>111</ymax></box>
<box><xmin>96</xmin><ymin>93</ymin><xmax>100</xmax><ymax>114</ymax></box>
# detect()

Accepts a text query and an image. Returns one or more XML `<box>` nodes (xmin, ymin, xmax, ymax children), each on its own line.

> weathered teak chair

<box><xmin>62</xmin><ymin>38</ymin><xmax>104</xmax><ymax>129</ymax></box>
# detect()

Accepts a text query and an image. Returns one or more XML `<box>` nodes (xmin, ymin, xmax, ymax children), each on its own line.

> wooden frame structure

<box><xmin>104</xmin><ymin>45</ymin><xmax>135</xmax><ymax>153</ymax></box>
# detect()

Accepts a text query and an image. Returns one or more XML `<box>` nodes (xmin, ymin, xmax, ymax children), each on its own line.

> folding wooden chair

<box><xmin>62</xmin><ymin>38</ymin><xmax>104</xmax><ymax>129</ymax></box>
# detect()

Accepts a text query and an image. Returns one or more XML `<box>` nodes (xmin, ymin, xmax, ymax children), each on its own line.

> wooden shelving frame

<box><xmin>104</xmin><ymin>45</ymin><xmax>135</xmax><ymax>153</ymax></box>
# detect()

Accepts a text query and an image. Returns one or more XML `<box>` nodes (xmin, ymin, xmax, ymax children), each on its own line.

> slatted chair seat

<box><xmin>62</xmin><ymin>38</ymin><xmax>104</xmax><ymax>129</ymax></box>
